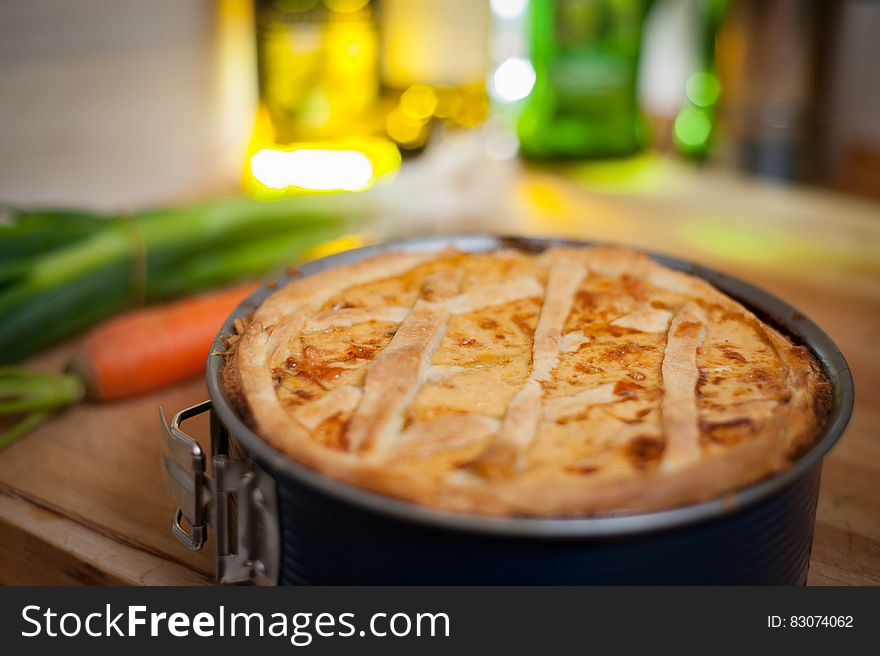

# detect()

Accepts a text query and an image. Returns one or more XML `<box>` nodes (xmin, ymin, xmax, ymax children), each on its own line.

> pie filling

<box><xmin>224</xmin><ymin>247</ymin><xmax>831</xmax><ymax>516</ymax></box>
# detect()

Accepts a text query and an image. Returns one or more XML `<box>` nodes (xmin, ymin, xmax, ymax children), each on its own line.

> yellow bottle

<box><xmin>379</xmin><ymin>0</ymin><xmax>490</xmax><ymax>151</ymax></box>
<box><xmin>245</xmin><ymin>0</ymin><xmax>399</xmax><ymax>196</ymax></box>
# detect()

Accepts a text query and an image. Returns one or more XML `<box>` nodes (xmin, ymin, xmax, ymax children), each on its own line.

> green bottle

<box><xmin>518</xmin><ymin>0</ymin><xmax>653</xmax><ymax>159</ymax></box>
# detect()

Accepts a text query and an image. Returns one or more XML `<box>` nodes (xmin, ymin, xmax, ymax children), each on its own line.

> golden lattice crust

<box><xmin>223</xmin><ymin>247</ymin><xmax>831</xmax><ymax>517</ymax></box>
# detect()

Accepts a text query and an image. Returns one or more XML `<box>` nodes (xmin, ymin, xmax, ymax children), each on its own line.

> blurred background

<box><xmin>1</xmin><ymin>0</ymin><xmax>878</xmax><ymax>204</ymax></box>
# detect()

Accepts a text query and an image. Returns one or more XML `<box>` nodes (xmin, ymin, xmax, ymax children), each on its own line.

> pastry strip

<box><xmin>559</xmin><ymin>330</ymin><xmax>591</xmax><ymax>353</ymax></box>
<box><xmin>611</xmin><ymin>308</ymin><xmax>673</xmax><ymax>333</ymax></box>
<box><xmin>304</xmin><ymin>307</ymin><xmax>409</xmax><ymax>333</ymax></box>
<box><xmin>699</xmin><ymin>399</ymin><xmax>778</xmax><ymax>426</ymax></box>
<box><xmin>660</xmin><ymin>303</ymin><xmax>707</xmax><ymax>471</ymax></box>
<box><xmin>543</xmin><ymin>383</ymin><xmax>620</xmax><ymax>420</ymax></box>
<box><xmin>447</xmin><ymin>277</ymin><xmax>543</xmax><ymax>315</ymax></box>
<box><xmin>426</xmin><ymin>364</ymin><xmax>468</xmax><ymax>382</ymax></box>
<box><xmin>344</xmin><ymin>300</ymin><xmax>449</xmax><ymax>455</ymax></box>
<box><xmin>293</xmin><ymin>384</ymin><xmax>362</xmax><ymax>431</ymax></box>
<box><xmin>393</xmin><ymin>415</ymin><xmax>500</xmax><ymax>457</ymax></box>
<box><xmin>472</xmin><ymin>262</ymin><xmax>587</xmax><ymax>475</ymax></box>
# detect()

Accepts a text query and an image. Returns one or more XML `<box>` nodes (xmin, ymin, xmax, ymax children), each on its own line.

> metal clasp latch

<box><xmin>160</xmin><ymin>401</ymin><xmax>279</xmax><ymax>585</ymax></box>
<box><xmin>162</xmin><ymin>401</ymin><xmax>209</xmax><ymax>551</ymax></box>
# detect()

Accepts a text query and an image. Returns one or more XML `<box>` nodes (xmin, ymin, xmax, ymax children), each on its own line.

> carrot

<box><xmin>67</xmin><ymin>283</ymin><xmax>257</xmax><ymax>401</ymax></box>
<box><xmin>0</xmin><ymin>283</ymin><xmax>257</xmax><ymax>448</ymax></box>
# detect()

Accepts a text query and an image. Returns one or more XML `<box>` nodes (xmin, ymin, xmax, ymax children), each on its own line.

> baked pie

<box><xmin>223</xmin><ymin>246</ymin><xmax>831</xmax><ymax>516</ymax></box>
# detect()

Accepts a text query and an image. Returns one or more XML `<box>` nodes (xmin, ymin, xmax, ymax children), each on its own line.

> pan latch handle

<box><xmin>160</xmin><ymin>401</ymin><xmax>279</xmax><ymax>585</ymax></box>
<box><xmin>161</xmin><ymin>401</ymin><xmax>210</xmax><ymax>551</ymax></box>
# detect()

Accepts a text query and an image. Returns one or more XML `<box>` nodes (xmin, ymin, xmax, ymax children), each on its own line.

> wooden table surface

<box><xmin>0</xmin><ymin>163</ymin><xmax>878</xmax><ymax>586</ymax></box>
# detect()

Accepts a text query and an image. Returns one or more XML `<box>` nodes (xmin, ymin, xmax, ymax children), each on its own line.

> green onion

<box><xmin>0</xmin><ymin>206</ymin><xmax>107</xmax><ymax>266</ymax></box>
<box><xmin>0</xmin><ymin>368</ymin><xmax>84</xmax><ymax>448</ymax></box>
<box><xmin>0</xmin><ymin>193</ymin><xmax>369</xmax><ymax>364</ymax></box>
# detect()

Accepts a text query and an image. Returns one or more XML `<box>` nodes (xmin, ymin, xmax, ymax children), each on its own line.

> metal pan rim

<box><xmin>206</xmin><ymin>233</ymin><xmax>854</xmax><ymax>539</ymax></box>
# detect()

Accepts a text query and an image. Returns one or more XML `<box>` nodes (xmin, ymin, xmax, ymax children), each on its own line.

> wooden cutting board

<box><xmin>0</xmin><ymin>350</ymin><xmax>215</xmax><ymax>585</ymax></box>
<box><xmin>0</xmin><ymin>264</ymin><xmax>878</xmax><ymax>586</ymax></box>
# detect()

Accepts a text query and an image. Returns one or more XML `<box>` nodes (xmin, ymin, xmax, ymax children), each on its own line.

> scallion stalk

<box><xmin>0</xmin><ymin>368</ymin><xmax>84</xmax><ymax>448</ymax></box>
<box><xmin>0</xmin><ymin>193</ymin><xmax>369</xmax><ymax>363</ymax></box>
